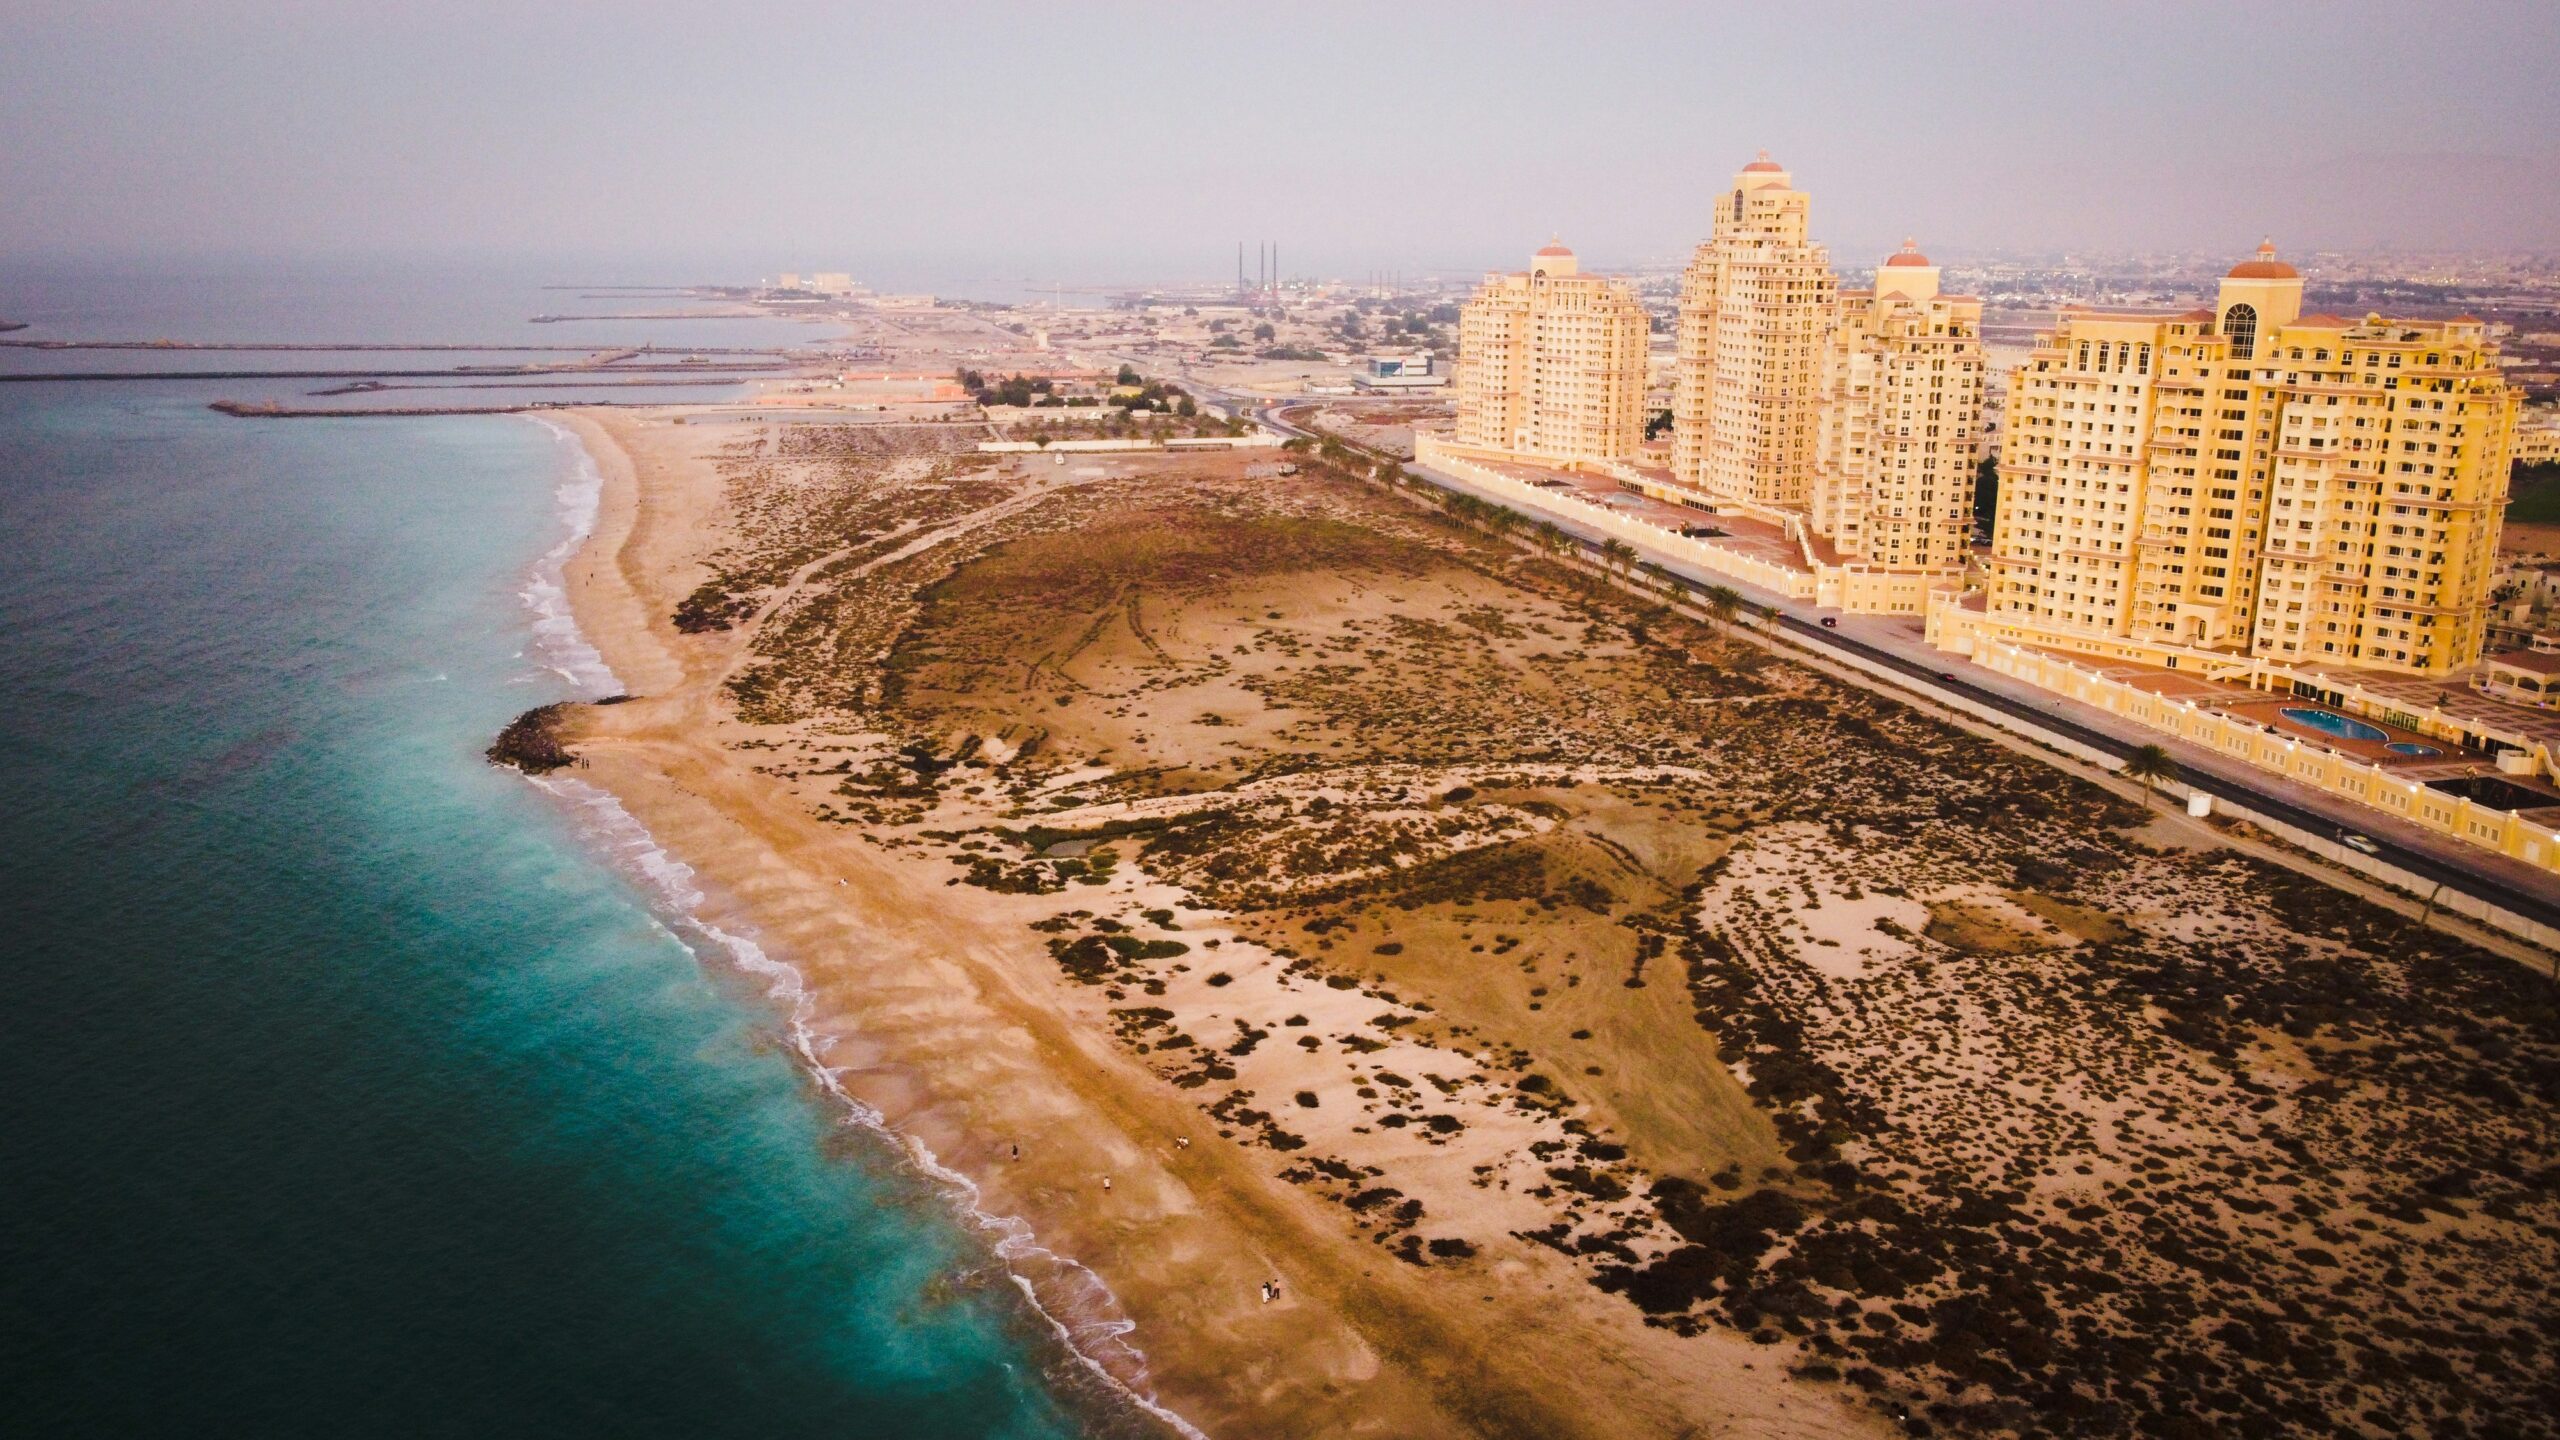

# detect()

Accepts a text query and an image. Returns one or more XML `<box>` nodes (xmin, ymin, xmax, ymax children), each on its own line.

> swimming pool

<box><xmin>2280</xmin><ymin>706</ymin><xmax>2389</xmax><ymax>743</ymax></box>
<box><xmin>2386</xmin><ymin>742</ymin><xmax>2442</xmax><ymax>757</ymax></box>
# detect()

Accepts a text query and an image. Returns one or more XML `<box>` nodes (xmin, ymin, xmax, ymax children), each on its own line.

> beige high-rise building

<box><xmin>1810</xmin><ymin>240</ymin><xmax>1986</xmax><ymax>577</ymax></box>
<box><xmin>1674</xmin><ymin>153</ymin><xmax>1836</xmax><ymax>507</ymax></box>
<box><xmin>1452</xmin><ymin>241</ymin><xmax>1649</xmax><ymax>464</ymax></box>
<box><xmin>1655</xmin><ymin>156</ymin><xmax>1985</xmax><ymax>607</ymax></box>
<box><xmin>1986</xmin><ymin>243</ymin><xmax>2518</xmax><ymax>675</ymax></box>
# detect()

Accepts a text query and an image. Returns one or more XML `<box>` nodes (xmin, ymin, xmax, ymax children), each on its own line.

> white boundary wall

<box><xmin>1415</xmin><ymin>435</ymin><xmax>1817</xmax><ymax>600</ymax></box>
<box><xmin>979</xmin><ymin>435</ymin><xmax>1283</xmax><ymax>454</ymax></box>
<box><xmin>1747</xmin><ymin>620</ymin><xmax>2560</xmax><ymax>950</ymax></box>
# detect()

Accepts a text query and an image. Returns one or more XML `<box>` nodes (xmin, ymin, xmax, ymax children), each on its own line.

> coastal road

<box><xmin>1239</xmin><ymin>397</ymin><xmax>2560</xmax><ymax>934</ymax></box>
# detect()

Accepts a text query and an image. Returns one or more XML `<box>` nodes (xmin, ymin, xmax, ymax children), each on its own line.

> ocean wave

<box><xmin>517</xmin><ymin>417</ymin><xmax>622</xmax><ymax>696</ymax></box>
<box><xmin>530</xmin><ymin>775</ymin><xmax>1208</xmax><ymax>1440</ymax></box>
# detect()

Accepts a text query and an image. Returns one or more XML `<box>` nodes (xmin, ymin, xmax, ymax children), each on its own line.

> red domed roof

<box><xmin>1883</xmin><ymin>237</ymin><xmax>1932</xmax><ymax>267</ymax></box>
<box><xmin>1741</xmin><ymin>148</ymin><xmax>1784</xmax><ymax>173</ymax></box>
<box><xmin>1535</xmin><ymin>241</ymin><xmax>1574</xmax><ymax>257</ymax></box>
<box><xmin>2227</xmin><ymin>238</ymin><xmax>2298</xmax><ymax>280</ymax></box>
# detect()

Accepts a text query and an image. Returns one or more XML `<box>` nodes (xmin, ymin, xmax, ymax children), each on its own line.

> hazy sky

<box><xmin>5</xmin><ymin>0</ymin><xmax>2557</xmax><ymax>285</ymax></box>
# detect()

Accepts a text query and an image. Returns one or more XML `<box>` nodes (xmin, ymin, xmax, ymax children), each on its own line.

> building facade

<box><xmin>1810</xmin><ymin>240</ymin><xmax>1986</xmax><ymax>577</ymax></box>
<box><xmin>1452</xmin><ymin>242</ymin><xmax>1648</xmax><ymax>464</ymax></box>
<box><xmin>1673</xmin><ymin>154</ymin><xmax>1835</xmax><ymax>507</ymax></box>
<box><xmin>1986</xmin><ymin>243</ymin><xmax>2519</xmax><ymax>675</ymax></box>
<box><xmin>1653</xmin><ymin>157</ymin><xmax>1986</xmax><ymax>608</ymax></box>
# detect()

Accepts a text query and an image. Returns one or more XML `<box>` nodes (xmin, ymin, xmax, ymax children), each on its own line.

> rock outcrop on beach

<box><xmin>487</xmin><ymin>703</ymin><xmax>579</xmax><ymax>774</ymax></box>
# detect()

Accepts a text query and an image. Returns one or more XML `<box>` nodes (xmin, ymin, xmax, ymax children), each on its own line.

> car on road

<box><xmin>1820</xmin><ymin>616</ymin><xmax>1839</xmax><ymax>628</ymax></box>
<box><xmin>2341</xmin><ymin>832</ymin><xmax>2380</xmax><ymax>855</ymax></box>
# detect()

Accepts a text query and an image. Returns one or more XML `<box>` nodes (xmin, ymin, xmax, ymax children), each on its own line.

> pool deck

<box><xmin>2299</xmin><ymin>662</ymin><xmax>2560</xmax><ymax>759</ymax></box>
<box><xmin>2222</xmin><ymin>698</ymin><xmax>2442</xmax><ymax>766</ymax></box>
<box><xmin>2022</xmin><ymin>645</ymin><xmax>2560</xmax><ymax>818</ymax></box>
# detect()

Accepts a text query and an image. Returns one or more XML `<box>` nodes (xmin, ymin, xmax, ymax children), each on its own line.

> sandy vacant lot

<box><xmin>557</xmin><ymin>410</ymin><xmax>2560</xmax><ymax>1440</ymax></box>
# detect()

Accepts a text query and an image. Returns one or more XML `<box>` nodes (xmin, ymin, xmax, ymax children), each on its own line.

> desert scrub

<box><xmin>672</xmin><ymin>579</ymin><xmax>757</xmax><ymax>633</ymax></box>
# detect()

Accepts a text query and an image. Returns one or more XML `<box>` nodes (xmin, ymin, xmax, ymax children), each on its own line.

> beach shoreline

<box><xmin>535</xmin><ymin>406</ymin><xmax>1890</xmax><ymax>1440</ymax></box>
<box><xmin>535</xmin><ymin>410</ymin><xmax>1219</xmax><ymax>1437</ymax></box>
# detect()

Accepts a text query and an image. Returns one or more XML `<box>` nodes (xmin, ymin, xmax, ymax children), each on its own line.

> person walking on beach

<box><xmin>1102</xmin><ymin>1174</ymin><xmax>1112</xmax><ymax>1193</ymax></box>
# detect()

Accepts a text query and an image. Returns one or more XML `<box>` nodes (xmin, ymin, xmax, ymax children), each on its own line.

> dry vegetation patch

<box><xmin>659</xmin><ymin>420</ymin><xmax>2560</xmax><ymax>1440</ymax></box>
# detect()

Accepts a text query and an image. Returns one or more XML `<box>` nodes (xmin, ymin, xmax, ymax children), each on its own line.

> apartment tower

<box><xmin>1452</xmin><ymin>241</ymin><xmax>1649</xmax><ymax>463</ymax></box>
<box><xmin>1673</xmin><ymin>153</ymin><xmax>1836</xmax><ymax>506</ymax></box>
<box><xmin>1987</xmin><ymin>243</ymin><xmax>2517</xmax><ymax>674</ymax></box>
<box><xmin>1810</xmin><ymin>240</ymin><xmax>1986</xmax><ymax>576</ymax></box>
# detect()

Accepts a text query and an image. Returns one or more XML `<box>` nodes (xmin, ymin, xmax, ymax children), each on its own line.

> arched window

<box><xmin>2223</xmin><ymin>303</ymin><xmax>2258</xmax><ymax>359</ymax></box>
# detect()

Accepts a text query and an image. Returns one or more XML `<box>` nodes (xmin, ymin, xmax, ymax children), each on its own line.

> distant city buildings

<box><xmin>772</xmin><ymin>271</ymin><xmax>865</xmax><ymax>297</ymax></box>
<box><xmin>1452</xmin><ymin>242</ymin><xmax>1648</xmax><ymax>463</ymax></box>
<box><xmin>2516</xmin><ymin>409</ymin><xmax>2560</xmax><ymax>464</ymax></box>
<box><xmin>1354</xmin><ymin>351</ymin><xmax>1446</xmax><ymax>392</ymax></box>
<box><xmin>1969</xmin><ymin>244</ymin><xmax>2520</xmax><ymax>675</ymax></box>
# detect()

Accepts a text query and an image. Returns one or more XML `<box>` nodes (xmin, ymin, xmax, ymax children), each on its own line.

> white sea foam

<box><xmin>517</xmin><ymin>417</ymin><xmax>622</xmax><ymax>696</ymax></box>
<box><xmin>532</xmin><ymin>776</ymin><xmax>1209</xmax><ymax>1440</ymax></box>
<box><xmin>510</xmin><ymin>418</ymin><xmax>1204</xmax><ymax>1439</ymax></box>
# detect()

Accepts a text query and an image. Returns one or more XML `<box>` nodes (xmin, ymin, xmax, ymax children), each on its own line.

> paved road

<box><xmin>1231</xmin><ymin>398</ymin><xmax>2559</xmax><ymax>931</ymax></box>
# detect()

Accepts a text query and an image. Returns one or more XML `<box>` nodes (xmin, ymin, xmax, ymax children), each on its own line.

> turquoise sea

<box><xmin>0</xmin><ymin>266</ymin><xmax>1164</xmax><ymax>1437</ymax></box>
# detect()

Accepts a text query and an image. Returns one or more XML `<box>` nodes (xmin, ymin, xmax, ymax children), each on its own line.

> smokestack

<box><xmin>1237</xmin><ymin>241</ymin><xmax>1244</xmax><ymax>292</ymax></box>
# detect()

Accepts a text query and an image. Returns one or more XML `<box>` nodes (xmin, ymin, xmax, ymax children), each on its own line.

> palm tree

<box><xmin>2121</xmin><ymin>744</ymin><xmax>2177</xmax><ymax>807</ymax></box>
<box><xmin>1534</xmin><ymin>520</ymin><xmax>1569</xmax><ymax>555</ymax></box>
<box><xmin>1599</xmin><ymin>538</ymin><xmax>1638</xmax><ymax>576</ymax></box>
<box><xmin>1699</xmin><ymin>585</ymin><xmax>1743</xmax><ymax>625</ymax></box>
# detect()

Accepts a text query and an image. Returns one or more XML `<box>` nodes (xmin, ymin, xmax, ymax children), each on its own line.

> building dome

<box><xmin>1741</xmin><ymin>148</ymin><xmax>1784</xmax><ymax>173</ymax></box>
<box><xmin>1534</xmin><ymin>238</ymin><xmax>1575</xmax><ymax>257</ymax></box>
<box><xmin>2226</xmin><ymin>238</ymin><xmax>2298</xmax><ymax>280</ymax></box>
<box><xmin>1883</xmin><ymin>236</ymin><xmax>1932</xmax><ymax>267</ymax></box>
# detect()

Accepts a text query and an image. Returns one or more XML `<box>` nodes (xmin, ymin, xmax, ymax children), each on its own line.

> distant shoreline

<box><xmin>211</xmin><ymin>399</ymin><xmax>669</xmax><ymax>419</ymax></box>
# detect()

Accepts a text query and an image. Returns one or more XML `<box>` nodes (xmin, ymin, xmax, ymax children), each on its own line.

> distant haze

<box><xmin>5</xmin><ymin>0</ymin><xmax>2557</xmax><ymax>286</ymax></box>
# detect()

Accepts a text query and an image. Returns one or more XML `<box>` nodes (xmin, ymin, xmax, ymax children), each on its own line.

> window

<box><xmin>2223</xmin><ymin>303</ymin><xmax>2258</xmax><ymax>359</ymax></box>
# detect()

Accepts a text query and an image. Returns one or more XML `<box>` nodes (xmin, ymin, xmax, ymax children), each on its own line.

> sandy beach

<box><xmin>540</xmin><ymin>405</ymin><xmax>2560</xmax><ymax>1440</ymax></box>
<box><xmin>548</xmin><ymin>408</ymin><xmax>1889</xmax><ymax>1439</ymax></box>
